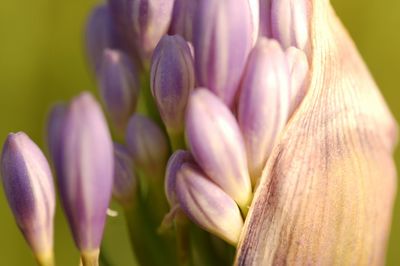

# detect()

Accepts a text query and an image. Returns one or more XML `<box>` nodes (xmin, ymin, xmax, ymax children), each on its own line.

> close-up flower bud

<box><xmin>175</xmin><ymin>162</ymin><xmax>244</xmax><ymax>246</ymax></box>
<box><xmin>270</xmin><ymin>0</ymin><xmax>310</xmax><ymax>51</ymax></box>
<box><xmin>129</xmin><ymin>0</ymin><xmax>175</xmax><ymax>60</ymax></box>
<box><xmin>248</xmin><ymin>0</ymin><xmax>260</xmax><ymax>46</ymax></box>
<box><xmin>125</xmin><ymin>114</ymin><xmax>169</xmax><ymax>178</ymax></box>
<box><xmin>164</xmin><ymin>150</ymin><xmax>194</xmax><ymax>206</ymax></box>
<box><xmin>193</xmin><ymin>0</ymin><xmax>253</xmax><ymax>107</ymax></box>
<box><xmin>168</xmin><ymin>0</ymin><xmax>197</xmax><ymax>41</ymax></box>
<box><xmin>150</xmin><ymin>35</ymin><xmax>195</xmax><ymax>135</ymax></box>
<box><xmin>238</xmin><ymin>39</ymin><xmax>290</xmax><ymax>185</ymax></box>
<box><xmin>285</xmin><ymin>46</ymin><xmax>309</xmax><ymax>115</ymax></box>
<box><xmin>186</xmin><ymin>89</ymin><xmax>252</xmax><ymax>210</ymax></box>
<box><xmin>112</xmin><ymin>143</ymin><xmax>137</xmax><ymax>208</ymax></box>
<box><xmin>1</xmin><ymin>132</ymin><xmax>55</xmax><ymax>266</ymax></box>
<box><xmin>85</xmin><ymin>4</ymin><xmax>115</xmax><ymax>73</ymax></box>
<box><xmin>99</xmin><ymin>49</ymin><xmax>140</xmax><ymax>130</ymax></box>
<box><xmin>56</xmin><ymin>92</ymin><xmax>114</xmax><ymax>262</ymax></box>
<box><xmin>46</xmin><ymin>103</ymin><xmax>66</xmax><ymax>170</ymax></box>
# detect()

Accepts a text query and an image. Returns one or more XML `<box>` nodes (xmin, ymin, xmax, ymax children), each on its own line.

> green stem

<box><xmin>175</xmin><ymin>213</ymin><xmax>190</xmax><ymax>266</ymax></box>
<box><xmin>168</xmin><ymin>130</ymin><xmax>186</xmax><ymax>151</ymax></box>
<box><xmin>81</xmin><ymin>250</ymin><xmax>99</xmax><ymax>266</ymax></box>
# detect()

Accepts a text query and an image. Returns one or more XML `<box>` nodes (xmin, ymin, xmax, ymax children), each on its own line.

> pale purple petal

<box><xmin>238</xmin><ymin>39</ymin><xmax>290</xmax><ymax>185</ymax></box>
<box><xmin>185</xmin><ymin>89</ymin><xmax>252</xmax><ymax>208</ymax></box>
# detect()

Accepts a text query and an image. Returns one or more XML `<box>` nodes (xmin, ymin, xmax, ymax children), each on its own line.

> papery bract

<box><xmin>1</xmin><ymin>132</ymin><xmax>55</xmax><ymax>265</ymax></box>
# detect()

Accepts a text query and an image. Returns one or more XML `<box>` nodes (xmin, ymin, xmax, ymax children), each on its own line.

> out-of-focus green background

<box><xmin>0</xmin><ymin>0</ymin><xmax>398</xmax><ymax>265</ymax></box>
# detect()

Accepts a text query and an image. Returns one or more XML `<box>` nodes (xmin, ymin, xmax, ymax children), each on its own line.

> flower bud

<box><xmin>47</xmin><ymin>103</ymin><xmax>66</xmax><ymax>170</ymax></box>
<box><xmin>168</xmin><ymin>0</ymin><xmax>197</xmax><ymax>41</ymax></box>
<box><xmin>193</xmin><ymin>0</ymin><xmax>253</xmax><ymax>107</ymax></box>
<box><xmin>85</xmin><ymin>4</ymin><xmax>115</xmax><ymax>73</ymax></box>
<box><xmin>1</xmin><ymin>132</ymin><xmax>55</xmax><ymax>265</ymax></box>
<box><xmin>259</xmin><ymin>0</ymin><xmax>272</xmax><ymax>38</ymax></box>
<box><xmin>112</xmin><ymin>143</ymin><xmax>137</xmax><ymax>207</ymax></box>
<box><xmin>164</xmin><ymin>150</ymin><xmax>194</xmax><ymax>206</ymax></box>
<box><xmin>238</xmin><ymin>39</ymin><xmax>290</xmax><ymax>185</ymax></box>
<box><xmin>57</xmin><ymin>92</ymin><xmax>114</xmax><ymax>256</ymax></box>
<box><xmin>271</xmin><ymin>0</ymin><xmax>310</xmax><ymax>51</ymax></box>
<box><xmin>176</xmin><ymin>162</ymin><xmax>244</xmax><ymax>245</ymax></box>
<box><xmin>130</xmin><ymin>0</ymin><xmax>175</xmax><ymax>60</ymax></box>
<box><xmin>125</xmin><ymin>114</ymin><xmax>169</xmax><ymax>178</ymax></box>
<box><xmin>285</xmin><ymin>47</ymin><xmax>309</xmax><ymax>115</ymax></box>
<box><xmin>99</xmin><ymin>49</ymin><xmax>140</xmax><ymax>130</ymax></box>
<box><xmin>248</xmin><ymin>0</ymin><xmax>260</xmax><ymax>46</ymax></box>
<box><xmin>186</xmin><ymin>89</ymin><xmax>252</xmax><ymax>209</ymax></box>
<box><xmin>150</xmin><ymin>35</ymin><xmax>195</xmax><ymax>134</ymax></box>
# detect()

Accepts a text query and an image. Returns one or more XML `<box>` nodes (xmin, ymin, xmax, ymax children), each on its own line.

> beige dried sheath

<box><xmin>235</xmin><ymin>0</ymin><xmax>398</xmax><ymax>265</ymax></box>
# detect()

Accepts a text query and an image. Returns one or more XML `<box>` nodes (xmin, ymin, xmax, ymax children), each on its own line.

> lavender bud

<box><xmin>113</xmin><ymin>143</ymin><xmax>137</xmax><ymax>207</ymax></box>
<box><xmin>286</xmin><ymin>47</ymin><xmax>309</xmax><ymax>115</ymax></box>
<box><xmin>1</xmin><ymin>132</ymin><xmax>55</xmax><ymax>264</ymax></box>
<box><xmin>176</xmin><ymin>162</ymin><xmax>244</xmax><ymax>245</ymax></box>
<box><xmin>99</xmin><ymin>49</ymin><xmax>140</xmax><ymax>130</ymax></box>
<box><xmin>248</xmin><ymin>0</ymin><xmax>260</xmax><ymax>46</ymax></box>
<box><xmin>186</xmin><ymin>89</ymin><xmax>252</xmax><ymax>209</ymax></box>
<box><xmin>85</xmin><ymin>4</ymin><xmax>115</xmax><ymax>73</ymax></box>
<box><xmin>193</xmin><ymin>0</ymin><xmax>253</xmax><ymax>107</ymax></box>
<box><xmin>130</xmin><ymin>0</ymin><xmax>175</xmax><ymax>60</ymax></box>
<box><xmin>168</xmin><ymin>0</ymin><xmax>197</xmax><ymax>41</ymax></box>
<box><xmin>150</xmin><ymin>35</ymin><xmax>195</xmax><ymax>134</ymax></box>
<box><xmin>259</xmin><ymin>0</ymin><xmax>272</xmax><ymax>38</ymax></box>
<box><xmin>238</xmin><ymin>39</ymin><xmax>290</xmax><ymax>185</ymax></box>
<box><xmin>47</xmin><ymin>103</ymin><xmax>66</xmax><ymax>171</ymax></box>
<box><xmin>164</xmin><ymin>150</ymin><xmax>194</xmax><ymax>206</ymax></box>
<box><xmin>125</xmin><ymin>114</ymin><xmax>169</xmax><ymax>177</ymax></box>
<box><xmin>57</xmin><ymin>92</ymin><xmax>114</xmax><ymax>255</ymax></box>
<box><xmin>271</xmin><ymin>0</ymin><xmax>310</xmax><ymax>50</ymax></box>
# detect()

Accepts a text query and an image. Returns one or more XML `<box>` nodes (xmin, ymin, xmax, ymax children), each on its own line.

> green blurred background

<box><xmin>0</xmin><ymin>0</ymin><xmax>398</xmax><ymax>265</ymax></box>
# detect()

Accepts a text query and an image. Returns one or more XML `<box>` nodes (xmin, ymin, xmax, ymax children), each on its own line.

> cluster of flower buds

<box><xmin>1</xmin><ymin>0</ymin><xmax>312</xmax><ymax>264</ymax></box>
<box><xmin>83</xmin><ymin>0</ymin><xmax>310</xmax><ymax>247</ymax></box>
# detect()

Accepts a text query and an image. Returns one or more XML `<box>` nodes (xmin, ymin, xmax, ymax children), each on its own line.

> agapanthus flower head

<box><xmin>185</xmin><ymin>89</ymin><xmax>252</xmax><ymax>210</ymax></box>
<box><xmin>150</xmin><ymin>34</ymin><xmax>195</xmax><ymax>135</ymax></box>
<box><xmin>98</xmin><ymin>49</ymin><xmax>140</xmax><ymax>130</ymax></box>
<box><xmin>54</xmin><ymin>92</ymin><xmax>114</xmax><ymax>260</ymax></box>
<box><xmin>1</xmin><ymin>132</ymin><xmax>55</xmax><ymax>265</ymax></box>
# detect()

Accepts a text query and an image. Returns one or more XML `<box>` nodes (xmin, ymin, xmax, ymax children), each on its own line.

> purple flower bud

<box><xmin>47</xmin><ymin>103</ymin><xmax>67</xmax><ymax>170</ymax></box>
<box><xmin>286</xmin><ymin>47</ymin><xmax>309</xmax><ymax>115</ymax></box>
<box><xmin>176</xmin><ymin>162</ymin><xmax>244</xmax><ymax>245</ymax></box>
<box><xmin>168</xmin><ymin>0</ymin><xmax>197</xmax><ymax>41</ymax></box>
<box><xmin>270</xmin><ymin>0</ymin><xmax>310</xmax><ymax>50</ymax></box>
<box><xmin>150</xmin><ymin>35</ymin><xmax>195</xmax><ymax>134</ymax></box>
<box><xmin>238</xmin><ymin>39</ymin><xmax>290</xmax><ymax>184</ymax></box>
<box><xmin>164</xmin><ymin>150</ymin><xmax>194</xmax><ymax>206</ymax></box>
<box><xmin>1</xmin><ymin>132</ymin><xmax>55</xmax><ymax>264</ymax></box>
<box><xmin>113</xmin><ymin>143</ymin><xmax>137</xmax><ymax>207</ymax></box>
<box><xmin>99</xmin><ymin>49</ymin><xmax>140</xmax><ymax>130</ymax></box>
<box><xmin>125</xmin><ymin>114</ymin><xmax>169</xmax><ymax>177</ymax></box>
<box><xmin>130</xmin><ymin>0</ymin><xmax>175</xmax><ymax>60</ymax></box>
<box><xmin>186</xmin><ymin>89</ymin><xmax>252</xmax><ymax>209</ymax></box>
<box><xmin>259</xmin><ymin>0</ymin><xmax>272</xmax><ymax>38</ymax></box>
<box><xmin>193</xmin><ymin>0</ymin><xmax>253</xmax><ymax>107</ymax></box>
<box><xmin>57</xmin><ymin>92</ymin><xmax>114</xmax><ymax>254</ymax></box>
<box><xmin>248</xmin><ymin>0</ymin><xmax>260</xmax><ymax>46</ymax></box>
<box><xmin>85</xmin><ymin>4</ymin><xmax>115</xmax><ymax>73</ymax></box>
